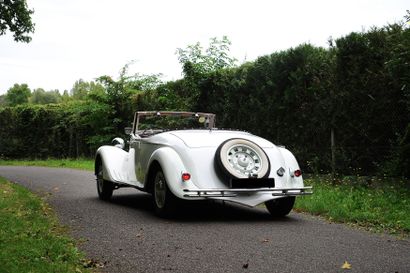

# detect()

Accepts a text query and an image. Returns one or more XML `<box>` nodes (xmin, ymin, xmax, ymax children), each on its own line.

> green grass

<box><xmin>0</xmin><ymin>158</ymin><xmax>94</xmax><ymax>171</ymax></box>
<box><xmin>295</xmin><ymin>176</ymin><xmax>410</xmax><ymax>236</ymax></box>
<box><xmin>0</xmin><ymin>176</ymin><xmax>95</xmax><ymax>273</ymax></box>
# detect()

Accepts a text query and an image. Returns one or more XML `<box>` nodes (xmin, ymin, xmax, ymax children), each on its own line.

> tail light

<box><xmin>294</xmin><ymin>170</ymin><xmax>302</xmax><ymax>177</ymax></box>
<box><xmin>182</xmin><ymin>173</ymin><xmax>191</xmax><ymax>181</ymax></box>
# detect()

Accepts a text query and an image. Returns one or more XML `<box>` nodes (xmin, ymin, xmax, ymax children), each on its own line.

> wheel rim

<box><xmin>226</xmin><ymin>144</ymin><xmax>263</xmax><ymax>177</ymax></box>
<box><xmin>154</xmin><ymin>172</ymin><xmax>166</xmax><ymax>209</ymax></box>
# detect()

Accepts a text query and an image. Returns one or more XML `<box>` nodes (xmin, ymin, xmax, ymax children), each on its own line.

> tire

<box><xmin>96</xmin><ymin>160</ymin><xmax>114</xmax><ymax>201</ymax></box>
<box><xmin>153</xmin><ymin>168</ymin><xmax>178</xmax><ymax>218</ymax></box>
<box><xmin>265</xmin><ymin>197</ymin><xmax>295</xmax><ymax>217</ymax></box>
<box><xmin>215</xmin><ymin>138</ymin><xmax>270</xmax><ymax>179</ymax></box>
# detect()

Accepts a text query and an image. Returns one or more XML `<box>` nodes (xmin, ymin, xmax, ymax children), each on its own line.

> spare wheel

<box><xmin>215</xmin><ymin>138</ymin><xmax>270</xmax><ymax>179</ymax></box>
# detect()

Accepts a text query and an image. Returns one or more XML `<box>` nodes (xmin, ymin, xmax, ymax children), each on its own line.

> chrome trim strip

<box><xmin>183</xmin><ymin>186</ymin><xmax>312</xmax><ymax>193</ymax></box>
<box><xmin>183</xmin><ymin>193</ymin><xmax>237</xmax><ymax>198</ymax></box>
<box><xmin>182</xmin><ymin>187</ymin><xmax>313</xmax><ymax>198</ymax></box>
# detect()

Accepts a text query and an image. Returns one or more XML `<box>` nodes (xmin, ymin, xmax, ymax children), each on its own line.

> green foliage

<box><xmin>96</xmin><ymin>63</ymin><xmax>163</xmax><ymax>133</ymax></box>
<box><xmin>0</xmin><ymin>158</ymin><xmax>94</xmax><ymax>170</ymax></box>
<box><xmin>173</xmin><ymin>36</ymin><xmax>238</xmax><ymax>110</ymax></box>
<box><xmin>1</xmin><ymin>24</ymin><xmax>409</xmax><ymax>178</ymax></box>
<box><xmin>5</xmin><ymin>83</ymin><xmax>31</xmax><ymax>106</ymax></box>
<box><xmin>70</xmin><ymin>79</ymin><xmax>104</xmax><ymax>100</ymax></box>
<box><xmin>128</xmin><ymin>73</ymin><xmax>164</xmax><ymax>91</ymax></box>
<box><xmin>0</xmin><ymin>102</ymin><xmax>107</xmax><ymax>158</ymax></box>
<box><xmin>0</xmin><ymin>94</ymin><xmax>6</xmax><ymax>106</ymax></box>
<box><xmin>140</xmin><ymin>80</ymin><xmax>193</xmax><ymax>111</ymax></box>
<box><xmin>0</xmin><ymin>177</ymin><xmax>92</xmax><ymax>273</ymax></box>
<box><xmin>383</xmin><ymin>124</ymin><xmax>410</xmax><ymax>178</ymax></box>
<box><xmin>295</xmin><ymin>176</ymin><xmax>410</xmax><ymax>235</ymax></box>
<box><xmin>334</xmin><ymin>24</ymin><xmax>409</xmax><ymax>175</ymax></box>
<box><xmin>0</xmin><ymin>104</ymin><xmax>68</xmax><ymax>158</ymax></box>
<box><xmin>192</xmin><ymin>44</ymin><xmax>336</xmax><ymax>173</ymax></box>
<box><xmin>173</xmin><ymin>27</ymin><xmax>408</xmax><ymax>177</ymax></box>
<box><xmin>176</xmin><ymin>36</ymin><xmax>237</xmax><ymax>76</ymax></box>
<box><xmin>0</xmin><ymin>0</ymin><xmax>35</xmax><ymax>42</ymax></box>
<box><xmin>30</xmin><ymin>88</ymin><xmax>61</xmax><ymax>104</ymax></box>
<box><xmin>0</xmin><ymin>64</ymin><xmax>166</xmax><ymax>159</ymax></box>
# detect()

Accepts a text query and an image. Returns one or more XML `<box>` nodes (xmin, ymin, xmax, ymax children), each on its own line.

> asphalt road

<box><xmin>0</xmin><ymin>166</ymin><xmax>409</xmax><ymax>273</ymax></box>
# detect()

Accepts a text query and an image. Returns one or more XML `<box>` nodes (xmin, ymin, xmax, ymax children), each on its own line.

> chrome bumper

<box><xmin>183</xmin><ymin>186</ymin><xmax>313</xmax><ymax>198</ymax></box>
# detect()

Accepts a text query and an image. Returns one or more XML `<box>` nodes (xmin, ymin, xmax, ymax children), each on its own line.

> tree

<box><xmin>70</xmin><ymin>79</ymin><xmax>105</xmax><ymax>100</ymax></box>
<box><xmin>5</xmin><ymin>83</ymin><xmax>31</xmax><ymax>106</ymax></box>
<box><xmin>176</xmin><ymin>36</ymin><xmax>237</xmax><ymax>77</ymax></box>
<box><xmin>0</xmin><ymin>0</ymin><xmax>35</xmax><ymax>42</ymax></box>
<box><xmin>95</xmin><ymin>63</ymin><xmax>164</xmax><ymax>134</ymax></box>
<box><xmin>175</xmin><ymin>36</ymin><xmax>237</xmax><ymax>109</ymax></box>
<box><xmin>0</xmin><ymin>94</ymin><xmax>6</xmax><ymax>106</ymax></box>
<box><xmin>30</xmin><ymin>88</ymin><xmax>61</xmax><ymax>104</ymax></box>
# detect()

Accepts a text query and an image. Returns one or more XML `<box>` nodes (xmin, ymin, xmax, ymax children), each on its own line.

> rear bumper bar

<box><xmin>183</xmin><ymin>186</ymin><xmax>313</xmax><ymax>198</ymax></box>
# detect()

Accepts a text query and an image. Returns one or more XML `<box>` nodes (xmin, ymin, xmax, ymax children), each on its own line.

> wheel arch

<box><xmin>146</xmin><ymin>147</ymin><xmax>187</xmax><ymax>199</ymax></box>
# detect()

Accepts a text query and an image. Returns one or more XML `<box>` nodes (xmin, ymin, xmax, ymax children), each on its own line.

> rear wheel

<box><xmin>265</xmin><ymin>197</ymin><xmax>295</xmax><ymax>217</ymax></box>
<box><xmin>153</xmin><ymin>168</ymin><xmax>178</xmax><ymax>218</ymax></box>
<box><xmin>96</xmin><ymin>160</ymin><xmax>114</xmax><ymax>200</ymax></box>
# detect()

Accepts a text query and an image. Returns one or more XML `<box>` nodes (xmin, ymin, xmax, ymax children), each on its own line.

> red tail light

<box><xmin>294</xmin><ymin>170</ymin><xmax>302</xmax><ymax>177</ymax></box>
<box><xmin>182</xmin><ymin>173</ymin><xmax>191</xmax><ymax>181</ymax></box>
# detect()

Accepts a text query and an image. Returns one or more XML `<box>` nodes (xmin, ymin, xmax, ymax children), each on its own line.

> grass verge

<box><xmin>0</xmin><ymin>158</ymin><xmax>94</xmax><ymax>171</ymax></box>
<box><xmin>295</xmin><ymin>176</ymin><xmax>410</xmax><ymax>236</ymax></box>
<box><xmin>0</xmin><ymin>176</ymin><xmax>94</xmax><ymax>273</ymax></box>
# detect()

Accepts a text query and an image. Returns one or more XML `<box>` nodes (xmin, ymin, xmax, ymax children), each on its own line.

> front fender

<box><xmin>148</xmin><ymin>147</ymin><xmax>187</xmax><ymax>199</ymax></box>
<box><xmin>95</xmin><ymin>146</ymin><xmax>137</xmax><ymax>185</ymax></box>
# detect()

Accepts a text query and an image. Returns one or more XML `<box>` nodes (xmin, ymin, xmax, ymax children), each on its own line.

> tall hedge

<box><xmin>0</xmin><ymin>102</ymin><xmax>123</xmax><ymax>159</ymax></box>
<box><xmin>146</xmin><ymin>24</ymin><xmax>409</xmax><ymax>176</ymax></box>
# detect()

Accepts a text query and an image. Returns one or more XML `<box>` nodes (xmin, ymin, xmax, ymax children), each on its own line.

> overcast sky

<box><xmin>0</xmin><ymin>0</ymin><xmax>408</xmax><ymax>94</ymax></box>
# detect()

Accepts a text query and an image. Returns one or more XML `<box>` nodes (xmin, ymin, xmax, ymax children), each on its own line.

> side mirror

<box><xmin>112</xmin><ymin>137</ymin><xmax>125</xmax><ymax>149</ymax></box>
<box><xmin>124</xmin><ymin>127</ymin><xmax>132</xmax><ymax>135</ymax></box>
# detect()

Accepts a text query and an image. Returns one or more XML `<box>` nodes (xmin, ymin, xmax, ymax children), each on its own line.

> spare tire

<box><xmin>215</xmin><ymin>138</ymin><xmax>270</xmax><ymax>179</ymax></box>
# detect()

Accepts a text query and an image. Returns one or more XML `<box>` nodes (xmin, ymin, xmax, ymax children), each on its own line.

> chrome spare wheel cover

<box><xmin>154</xmin><ymin>172</ymin><xmax>166</xmax><ymax>208</ymax></box>
<box><xmin>227</xmin><ymin>144</ymin><xmax>262</xmax><ymax>177</ymax></box>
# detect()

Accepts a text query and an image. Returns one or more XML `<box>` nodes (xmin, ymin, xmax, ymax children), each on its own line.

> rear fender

<box><xmin>95</xmin><ymin>146</ymin><xmax>137</xmax><ymax>185</ymax></box>
<box><xmin>147</xmin><ymin>147</ymin><xmax>187</xmax><ymax>199</ymax></box>
<box><xmin>277</xmin><ymin>147</ymin><xmax>304</xmax><ymax>188</ymax></box>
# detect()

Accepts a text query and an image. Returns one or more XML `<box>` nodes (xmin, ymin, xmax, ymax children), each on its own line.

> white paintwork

<box><xmin>95</xmin><ymin>113</ymin><xmax>310</xmax><ymax>207</ymax></box>
<box><xmin>96</xmin><ymin>146</ymin><xmax>139</xmax><ymax>186</ymax></box>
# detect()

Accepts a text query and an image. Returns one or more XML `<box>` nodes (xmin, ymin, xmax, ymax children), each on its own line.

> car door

<box><xmin>129</xmin><ymin>133</ymin><xmax>145</xmax><ymax>187</ymax></box>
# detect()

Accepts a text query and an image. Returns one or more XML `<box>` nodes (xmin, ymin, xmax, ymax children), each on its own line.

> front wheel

<box><xmin>153</xmin><ymin>168</ymin><xmax>178</xmax><ymax>218</ymax></box>
<box><xmin>265</xmin><ymin>197</ymin><xmax>295</xmax><ymax>217</ymax></box>
<box><xmin>96</xmin><ymin>160</ymin><xmax>114</xmax><ymax>201</ymax></box>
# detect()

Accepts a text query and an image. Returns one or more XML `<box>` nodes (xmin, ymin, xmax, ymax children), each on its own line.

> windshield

<box><xmin>133</xmin><ymin>111</ymin><xmax>216</xmax><ymax>136</ymax></box>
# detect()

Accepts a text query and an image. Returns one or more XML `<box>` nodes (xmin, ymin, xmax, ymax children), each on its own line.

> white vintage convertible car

<box><xmin>95</xmin><ymin>111</ymin><xmax>312</xmax><ymax>217</ymax></box>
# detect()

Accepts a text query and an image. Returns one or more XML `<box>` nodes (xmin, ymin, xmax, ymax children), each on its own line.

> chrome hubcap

<box><xmin>227</xmin><ymin>145</ymin><xmax>262</xmax><ymax>176</ymax></box>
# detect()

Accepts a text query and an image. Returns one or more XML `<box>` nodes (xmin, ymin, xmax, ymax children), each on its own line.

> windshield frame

<box><xmin>132</xmin><ymin>111</ymin><xmax>216</xmax><ymax>134</ymax></box>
